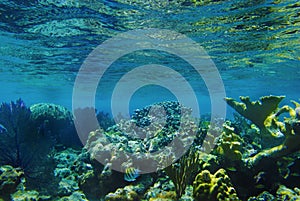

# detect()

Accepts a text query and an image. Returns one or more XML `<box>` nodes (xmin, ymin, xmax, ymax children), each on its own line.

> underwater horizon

<box><xmin>0</xmin><ymin>0</ymin><xmax>300</xmax><ymax>200</ymax></box>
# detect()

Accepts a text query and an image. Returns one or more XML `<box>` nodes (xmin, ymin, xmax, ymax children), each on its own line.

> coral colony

<box><xmin>0</xmin><ymin>96</ymin><xmax>300</xmax><ymax>200</ymax></box>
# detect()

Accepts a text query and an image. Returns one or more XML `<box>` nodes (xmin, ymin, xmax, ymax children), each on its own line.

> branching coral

<box><xmin>225</xmin><ymin>96</ymin><xmax>300</xmax><ymax>153</ymax></box>
<box><xmin>245</xmin><ymin>100</ymin><xmax>300</xmax><ymax>166</ymax></box>
<box><xmin>225</xmin><ymin>95</ymin><xmax>285</xmax><ymax>139</ymax></box>
<box><xmin>222</xmin><ymin>96</ymin><xmax>300</xmax><ymax>198</ymax></box>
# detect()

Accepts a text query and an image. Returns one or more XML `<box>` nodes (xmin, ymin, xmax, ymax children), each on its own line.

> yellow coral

<box><xmin>225</xmin><ymin>96</ymin><xmax>285</xmax><ymax>130</ymax></box>
<box><xmin>215</xmin><ymin>124</ymin><xmax>244</xmax><ymax>161</ymax></box>
<box><xmin>246</xmin><ymin>101</ymin><xmax>300</xmax><ymax>166</ymax></box>
<box><xmin>149</xmin><ymin>191</ymin><xmax>177</xmax><ymax>201</ymax></box>
<box><xmin>104</xmin><ymin>186</ymin><xmax>139</xmax><ymax>201</ymax></box>
<box><xmin>193</xmin><ymin>169</ymin><xmax>240</xmax><ymax>201</ymax></box>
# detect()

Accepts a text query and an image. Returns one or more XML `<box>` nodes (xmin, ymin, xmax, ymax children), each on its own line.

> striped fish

<box><xmin>124</xmin><ymin>167</ymin><xmax>140</xmax><ymax>182</ymax></box>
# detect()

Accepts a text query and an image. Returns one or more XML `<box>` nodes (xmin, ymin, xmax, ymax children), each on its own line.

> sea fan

<box><xmin>0</xmin><ymin>99</ymin><xmax>53</xmax><ymax>176</ymax></box>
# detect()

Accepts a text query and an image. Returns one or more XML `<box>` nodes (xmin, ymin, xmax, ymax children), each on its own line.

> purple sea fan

<box><xmin>0</xmin><ymin>99</ymin><xmax>53</xmax><ymax>175</ymax></box>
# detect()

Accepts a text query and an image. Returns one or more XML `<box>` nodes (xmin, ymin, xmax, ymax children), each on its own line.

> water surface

<box><xmin>0</xmin><ymin>0</ymin><xmax>299</xmax><ymax>116</ymax></box>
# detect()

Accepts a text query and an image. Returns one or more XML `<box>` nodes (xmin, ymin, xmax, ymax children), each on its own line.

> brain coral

<box><xmin>193</xmin><ymin>168</ymin><xmax>240</xmax><ymax>201</ymax></box>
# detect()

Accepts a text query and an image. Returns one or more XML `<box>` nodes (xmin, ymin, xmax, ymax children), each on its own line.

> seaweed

<box><xmin>164</xmin><ymin>148</ymin><xmax>201</xmax><ymax>200</ymax></box>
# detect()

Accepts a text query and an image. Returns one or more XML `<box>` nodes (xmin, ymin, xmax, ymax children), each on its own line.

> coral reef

<box><xmin>104</xmin><ymin>185</ymin><xmax>140</xmax><ymax>201</ymax></box>
<box><xmin>224</xmin><ymin>96</ymin><xmax>300</xmax><ymax>165</ymax></box>
<box><xmin>164</xmin><ymin>148</ymin><xmax>202</xmax><ymax>199</ymax></box>
<box><xmin>57</xmin><ymin>191</ymin><xmax>89</xmax><ymax>201</ymax></box>
<box><xmin>276</xmin><ymin>185</ymin><xmax>300</xmax><ymax>200</ymax></box>
<box><xmin>215</xmin><ymin>122</ymin><xmax>245</xmax><ymax>161</ymax></box>
<box><xmin>148</xmin><ymin>191</ymin><xmax>177</xmax><ymax>201</ymax></box>
<box><xmin>85</xmin><ymin>101</ymin><xmax>198</xmax><ymax>173</ymax></box>
<box><xmin>247</xmin><ymin>191</ymin><xmax>275</xmax><ymax>201</ymax></box>
<box><xmin>1</xmin><ymin>97</ymin><xmax>300</xmax><ymax>200</ymax></box>
<box><xmin>225</xmin><ymin>95</ymin><xmax>285</xmax><ymax>139</ymax></box>
<box><xmin>0</xmin><ymin>99</ymin><xmax>54</xmax><ymax>183</ymax></box>
<box><xmin>244</xmin><ymin>99</ymin><xmax>300</xmax><ymax>166</ymax></box>
<box><xmin>248</xmin><ymin>185</ymin><xmax>300</xmax><ymax>201</ymax></box>
<box><xmin>0</xmin><ymin>165</ymin><xmax>23</xmax><ymax>200</ymax></box>
<box><xmin>11</xmin><ymin>189</ymin><xmax>50</xmax><ymax>201</ymax></box>
<box><xmin>220</xmin><ymin>96</ymin><xmax>300</xmax><ymax>199</ymax></box>
<box><xmin>53</xmin><ymin>148</ymin><xmax>104</xmax><ymax>199</ymax></box>
<box><xmin>30</xmin><ymin>103</ymin><xmax>80</xmax><ymax>148</ymax></box>
<box><xmin>0</xmin><ymin>165</ymin><xmax>50</xmax><ymax>201</ymax></box>
<box><xmin>53</xmin><ymin>147</ymin><xmax>131</xmax><ymax>200</ymax></box>
<box><xmin>193</xmin><ymin>168</ymin><xmax>240</xmax><ymax>201</ymax></box>
<box><xmin>53</xmin><ymin>148</ymin><xmax>82</xmax><ymax>196</ymax></box>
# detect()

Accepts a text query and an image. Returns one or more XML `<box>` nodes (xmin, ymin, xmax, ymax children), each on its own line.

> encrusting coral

<box><xmin>1</xmin><ymin>97</ymin><xmax>300</xmax><ymax>200</ymax></box>
<box><xmin>104</xmin><ymin>185</ymin><xmax>140</xmax><ymax>201</ymax></box>
<box><xmin>0</xmin><ymin>165</ymin><xmax>24</xmax><ymax>200</ymax></box>
<box><xmin>215</xmin><ymin>122</ymin><xmax>245</xmax><ymax>161</ymax></box>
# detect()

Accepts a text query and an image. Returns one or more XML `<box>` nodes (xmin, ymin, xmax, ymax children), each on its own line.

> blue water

<box><xmin>0</xmin><ymin>0</ymin><xmax>299</xmax><ymax>118</ymax></box>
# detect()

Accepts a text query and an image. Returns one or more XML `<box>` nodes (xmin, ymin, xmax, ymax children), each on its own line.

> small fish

<box><xmin>290</xmin><ymin>173</ymin><xmax>300</xmax><ymax>177</ymax></box>
<box><xmin>227</xmin><ymin>167</ymin><xmax>237</xmax><ymax>172</ymax></box>
<box><xmin>0</xmin><ymin>124</ymin><xmax>7</xmax><ymax>134</ymax></box>
<box><xmin>282</xmin><ymin>157</ymin><xmax>295</xmax><ymax>167</ymax></box>
<box><xmin>255</xmin><ymin>184</ymin><xmax>265</xmax><ymax>189</ymax></box>
<box><xmin>124</xmin><ymin>167</ymin><xmax>140</xmax><ymax>182</ymax></box>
